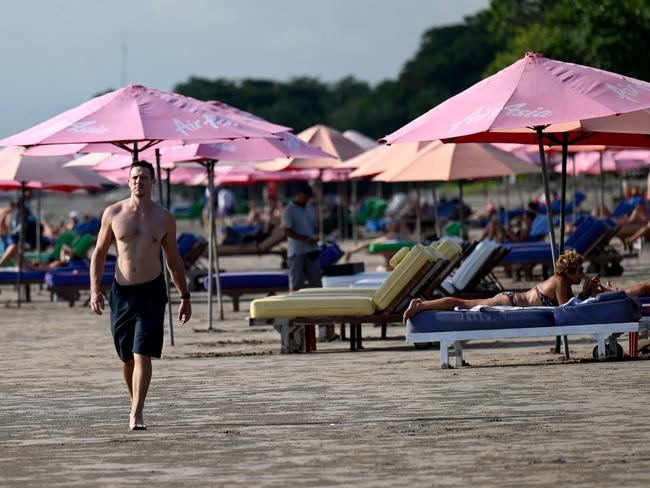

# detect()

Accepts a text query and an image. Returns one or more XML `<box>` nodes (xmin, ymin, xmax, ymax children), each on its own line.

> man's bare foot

<box><xmin>129</xmin><ymin>411</ymin><xmax>146</xmax><ymax>431</ymax></box>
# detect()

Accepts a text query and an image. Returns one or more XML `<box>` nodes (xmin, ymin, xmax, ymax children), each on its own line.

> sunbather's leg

<box><xmin>625</xmin><ymin>223</ymin><xmax>650</xmax><ymax>249</ymax></box>
<box><xmin>403</xmin><ymin>294</ymin><xmax>512</xmax><ymax>322</ymax></box>
<box><xmin>0</xmin><ymin>243</ymin><xmax>17</xmax><ymax>267</ymax></box>
<box><xmin>623</xmin><ymin>280</ymin><xmax>650</xmax><ymax>297</ymax></box>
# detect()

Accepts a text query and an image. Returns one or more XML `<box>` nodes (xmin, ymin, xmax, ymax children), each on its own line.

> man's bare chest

<box><xmin>112</xmin><ymin>213</ymin><xmax>166</xmax><ymax>245</ymax></box>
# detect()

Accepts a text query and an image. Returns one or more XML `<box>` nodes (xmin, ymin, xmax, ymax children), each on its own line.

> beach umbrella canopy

<box><xmin>0</xmin><ymin>85</ymin><xmax>275</xmax><ymax>150</ymax></box>
<box><xmin>345</xmin><ymin>141</ymin><xmax>432</xmax><ymax>178</ymax></box>
<box><xmin>98</xmin><ymin>164</ymin><xmax>205</xmax><ymax>186</ymax></box>
<box><xmin>381</xmin><ymin>52</ymin><xmax>650</xmax><ymax>148</ymax></box>
<box><xmin>0</xmin><ymin>146</ymin><xmax>112</xmax><ymax>187</ymax></box>
<box><xmin>373</xmin><ymin>141</ymin><xmax>541</xmax><ymax>183</ymax></box>
<box><xmin>342</xmin><ymin>130</ymin><xmax>379</xmax><ymax>151</ymax></box>
<box><xmin>255</xmin><ymin>124</ymin><xmax>365</xmax><ymax>171</ymax></box>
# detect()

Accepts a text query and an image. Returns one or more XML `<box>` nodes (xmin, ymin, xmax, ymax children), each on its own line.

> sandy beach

<box><xmin>2</xmin><ymin>193</ymin><xmax>650</xmax><ymax>487</ymax></box>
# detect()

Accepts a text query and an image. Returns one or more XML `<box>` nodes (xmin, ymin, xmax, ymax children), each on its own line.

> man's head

<box><xmin>129</xmin><ymin>160</ymin><xmax>156</xmax><ymax>198</ymax></box>
<box><xmin>294</xmin><ymin>183</ymin><xmax>314</xmax><ymax>205</ymax></box>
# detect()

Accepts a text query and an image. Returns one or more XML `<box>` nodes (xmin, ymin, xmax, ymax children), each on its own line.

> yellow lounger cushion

<box><xmin>389</xmin><ymin>246</ymin><xmax>411</xmax><ymax>268</ymax></box>
<box><xmin>250</xmin><ymin>295</ymin><xmax>376</xmax><ymax>318</ymax></box>
<box><xmin>295</xmin><ymin>287</ymin><xmax>377</xmax><ymax>296</ymax></box>
<box><xmin>372</xmin><ymin>244</ymin><xmax>431</xmax><ymax>311</ymax></box>
<box><xmin>434</xmin><ymin>240</ymin><xmax>462</xmax><ymax>260</ymax></box>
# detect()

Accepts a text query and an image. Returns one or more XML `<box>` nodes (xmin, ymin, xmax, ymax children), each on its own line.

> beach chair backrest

<box><xmin>434</xmin><ymin>239</ymin><xmax>462</xmax><ymax>260</ymax></box>
<box><xmin>441</xmin><ymin>240</ymin><xmax>500</xmax><ymax>294</ymax></box>
<box><xmin>527</xmin><ymin>215</ymin><xmax>549</xmax><ymax>241</ymax></box>
<box><xmin>388</xmin><ymin>246</ymin><xmax>411</xmax><ymax>268</ymax></box>
<box><xmin>371</xmin><ymin>245</ymin><xmax>438</xmax><ymax>311</ymax></box>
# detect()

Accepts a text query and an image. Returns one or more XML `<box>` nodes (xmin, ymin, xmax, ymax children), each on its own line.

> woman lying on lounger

<box><xmin>403</xmin><ymin>250</ymin><xmax>603</xmax><ymax>323</ymax></box>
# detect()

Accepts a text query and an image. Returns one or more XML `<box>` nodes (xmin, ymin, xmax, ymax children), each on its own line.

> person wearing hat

<box><xmin>281</xmin><ymin>183</ymin><xmax>321</xmax><ymax>292</ymax></box>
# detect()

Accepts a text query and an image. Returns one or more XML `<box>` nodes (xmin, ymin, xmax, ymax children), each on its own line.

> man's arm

<box><xmin>90</xmin><ymin>207</ymin><xmax>114</xmax><ymax>315</ymax></box>
<box><xmin>283</xmin><ymin>228</ymin><xmax>318</xmax><ymax>244</ymax></box>
<box><xmin>161</xmin><ymin>214</ymin><xmax>192</xmax><ymax>324</ymax></box>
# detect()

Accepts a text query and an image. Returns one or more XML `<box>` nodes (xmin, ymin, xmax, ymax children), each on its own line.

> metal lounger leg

<box><xmin>440</xmin><ymin>340</ymin><xmax>450</xmax><ymax>368</ymax></box>
<box><xmin>454</xmin><ymin>341</ymin><xmax>464</xmax><ymax>368</ymax></box>
<box><xmin>596</xmin><ymin>335</ymin><xmax>606</xmax><ymax>360</ymax></box>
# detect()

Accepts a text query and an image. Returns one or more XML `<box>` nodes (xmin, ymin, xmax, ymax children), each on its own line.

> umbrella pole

<box><xmin>599</xmin><ymin>151</ymin><xmax>605</xmax><ymax>217</ymax></box>
<box><xmin>415</xmin><ymin>182</ymin><xmax>421</xmax><ymax>243</ymax></box>
<box><xmin>559</xmin><ymin>135</ymin><xmax>570</xmax><ymax>360</ymax></box>
<box><xmin>132</xmin><ymin>142</ymin><xmax>139</xmax><ymax>163</ymax></box>
<box><xmin>504</xmin><ymin>176</ymin><xmax>510</xmax><ymax>232</ymax></box>
<box><xmin>431</xmin><ymin>182</ymin><xmax>441</xmax><ymax>238</ymax></box>
<box><xmin>206</xmin><ymin>160</ymin><xmax>224</xmax><ymax>326</ymax></box>
<box><xmin>16</xmin><ymin>183</ymin><xmax>26</xmax><ymax>307</ymax></box>
<box><xmin>36</xmin><ymin>189</ymin><xmax>42</xmax><ymax>263</ymax></box>
<box><xmin>318</xmin><ymin>172</ymin><xmax>324</xmax><ymax>241</ymax></box>
<box><xmin>559</xmin><ymin>135</ymin><xmax>568</xmax><ymax>254</ymax></box>
<box><xmin>458</xmin><ymin>180</ymin><xmax>465</xmax><ymax>240</ymax></box>
<box><xmin>206</xmin><ymin>162</ymin><xmax>214</xmax><ymax>330</ymax></box>
<box><xmin>155</xmin><ymin>149</ymin><xmax>174</xmax><ymax>347</ymax></box>
<box><xmin>535</xmin><ymin>127</ymin><xmax>558</xmax><ymax>268</ymax></box>
<box><xmin>351</xmin><ymin>180</ymin><xmax>358</xmax><ymax>245</ymax></box>
<box><xmin>166</xmin><ymin>168</ymin><xmax>172</xmax><ymax>210</ymax></box>
<box><xmin>337</xmin><ymin>182</ymin><xmax>344</xmax><ymax>239</ymax></box>
<box><xmin>572</xmin><ymin>155</ymin><xmax>577</xmax><ymax>224</ymax></box>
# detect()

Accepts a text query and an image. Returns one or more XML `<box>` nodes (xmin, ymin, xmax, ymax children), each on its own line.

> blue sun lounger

<box><xmin>0</xmin><ymin>269</ymin><xmax>46</xmax><ymax>302</ymax></box>
<box><xmin>204</xmin><ymin>271</ymin><xmax>289</xmax><ymax>312</ymax></box>
<box><xmin>407</xmin><ymin>291</ymin><xmax>641</xmax><ymax>367</ymax></box>
<box><xmin>502</xmin><ymin>217</ymin><xmax>622</xmax><ymax>279</ymax></box>
<box><xmin>45</xmin><ymin>264</ymin><xmax>115</xmax><ymax>306</ymax></box>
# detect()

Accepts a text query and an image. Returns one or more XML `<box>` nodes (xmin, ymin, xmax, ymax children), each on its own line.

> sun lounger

<box><xmin>367</xmin><ymin>240</ymin><xmax>417</xmax><ymax>269</ymax></box>
<box><xmin>407</xmin><ymin>291</ymin><xmax>641</xmax><ymax>367</ymax></box>
<box><xmin>0</xmin><ymin>269</ymin><xmax>46</xmax><ymax>302</ymax></box>
<box><xmin>45</xmin><ymin>267</ymin><xmax>114</xmax><ymax>306</ymax></box>
<box><xmin>502</xmin><ymin>216</ymin><xmax>622</xmax><ymax>280</ymax></box>
<box><xmin>218</xmin><ymin>227</ymin><xmax>288</xmax><ymax>268</ymax></box>
<box><xmin>249</xmin><ymin>244</ymin><xmax>445</xmax><ymax>353</ymax></box>
<box><xmin>438</xmin><ymin>240</ymin><xmax>509</xmax><ymax>296</ymax></box>
<box><xmin>203</xmin><ymin>271</ymin><xmax>289</xmax><ymax>311</ymax></box>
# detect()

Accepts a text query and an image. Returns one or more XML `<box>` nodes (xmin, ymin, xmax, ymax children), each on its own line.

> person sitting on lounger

<box><xmin>344</xmin><ymin>218</ymin><xmax>412</xmax><ymax>262</ymax></box>
<box><xmin>403</xmin><ymin>250</ymin><xmax>602</xmax><ymax>323</ymax></box>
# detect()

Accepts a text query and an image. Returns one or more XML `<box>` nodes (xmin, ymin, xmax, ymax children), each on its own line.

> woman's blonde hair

<box><xmin>555</xmin><ymin>250</ymin><xmax>584</xmax><ymax>275</ymax></box>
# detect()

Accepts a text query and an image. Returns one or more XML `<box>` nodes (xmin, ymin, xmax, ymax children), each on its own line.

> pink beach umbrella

<box><xmin>0</xmin><ymin>85</ymin><xmax>291</xmax><ymax>336</ymax></box>
<box><xmin>382</xmin><ymin>52</ymin><xmax>650</xmax><ymax>269</ymax></box>
<box><xmin>0</xmin><ymin>85</ymin><xmax>276</xmax><ymax>156</ymax></box>
<box><xmin>382</xmin><ymin>53</ymin><xmax>650</xmax><ymax>148</ymax></box>
<box><xmin>0</xmin><ymin>146</ymin><xmax>113</xmax><ymax>305</ymax></box>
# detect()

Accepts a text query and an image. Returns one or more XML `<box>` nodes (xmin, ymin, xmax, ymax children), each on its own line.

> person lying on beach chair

<box><xmin>344</xmin><ymin>218</ymin><xmax>412</xmax><ymax>263</ymax></box>
<box><xmin>403</xmin><ymin>250</ymin><xmax>603</xmax><ymax>323</ymax></box>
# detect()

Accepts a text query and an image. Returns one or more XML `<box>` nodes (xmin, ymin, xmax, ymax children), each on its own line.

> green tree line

<box><xmin>174</xmin><ymin>0</ymin><xmax>650</xmax><ymax>140</ymax></box>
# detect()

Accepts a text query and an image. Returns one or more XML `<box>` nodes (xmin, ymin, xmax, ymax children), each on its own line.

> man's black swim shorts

<box><xmin>109</xmin><ymin>274</ymin><xmax>168</xmax><ymax>362</ymax></box>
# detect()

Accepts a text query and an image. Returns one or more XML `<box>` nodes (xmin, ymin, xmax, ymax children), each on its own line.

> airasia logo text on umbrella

<box><xmin>173</xmin><ymin>113</ymin><xmax>244</xmax><ymax>137</ymax></box>
<box><xmin>449</xmin><ymin>103</ymin><xmax>552</xmax><ymax>133</ymax></box>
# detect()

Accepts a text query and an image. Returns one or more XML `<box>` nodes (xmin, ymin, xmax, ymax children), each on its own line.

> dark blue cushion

<box><xmin>203</xmin><ymin>271</ymin><xmax>289</xmax><ymax>290</ymax></box>
<box><xmin>45</xmin><ymin>270</ymin><xmax>113</xmax><ymax>288</ymax></box>
<box><xmin>177</xmin><ymin>233</ymin><xmax>198</xmax><ymax>257</ymax></box>
<box><xmin>0</xmin><ymin>270</ymin><xmax>45</xmax><ymax>281</ymax></box>
<box><xmin>501</xmin><ymin>247</ymin><xmax>553</xmax><ymax>263</ymax></box>
<box><xmin>554</xmin><ymin>292</ymin><xmax>642</xmax><ymax>326</ymax></box>
<box><xmin>408</xmin><ymin>308</ymin><xmax>555</xmax><ymax>334</ymax></box>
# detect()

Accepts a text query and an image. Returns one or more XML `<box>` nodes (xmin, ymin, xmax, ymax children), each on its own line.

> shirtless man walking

<box><xmin>90</xmin><ymin>161</ymin><xmax>192</xmax><ymax>431</ymax></box>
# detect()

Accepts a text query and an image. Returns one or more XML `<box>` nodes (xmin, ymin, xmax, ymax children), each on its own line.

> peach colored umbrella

<box><xmin>344</xmin><ymin>141</ymin><xmax>432</xmax><ymax>178</ymax></box>
<box><xmin>255</xmin><ymin>124</ymin><xmax>364</xmax><ymax>171</ymax></box>
<box><xmin>373</xmin><ymin>141</ymin><xmax>540</xmax><ymax>240</ymax></box>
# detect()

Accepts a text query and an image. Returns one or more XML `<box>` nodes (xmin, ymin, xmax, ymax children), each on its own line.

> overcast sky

<box><xmin>0</xmin><ymin>0</ymin><xmax>488</xmax><ymax>137</ymax></box>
